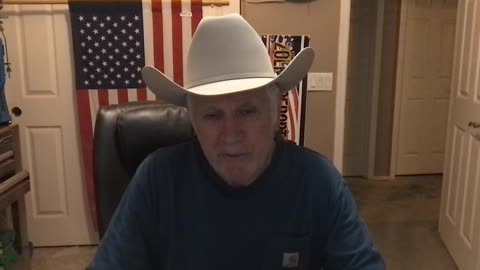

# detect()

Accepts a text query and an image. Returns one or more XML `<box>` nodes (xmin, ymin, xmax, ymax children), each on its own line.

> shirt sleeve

<box><xmin>87</xmin><ymin>164</ymin><xmax>154</xmax><ymax>270</ymax></box>
<box><xmin>322</xmin><ymin>179</ymin><xmax>386</xmax><ymax>270</ymax></box>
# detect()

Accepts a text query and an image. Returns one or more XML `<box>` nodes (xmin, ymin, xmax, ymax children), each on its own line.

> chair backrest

<box><xmin>93</xmin><ymin>101</ymin><xmax>194</xmax><ymax>237</ymax></box>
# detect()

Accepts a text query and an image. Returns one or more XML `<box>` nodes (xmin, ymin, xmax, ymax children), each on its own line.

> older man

<box><xmin>88</xmin><ymin>14</ymin><xmax>385</xmax><ymax>270</ymax></box>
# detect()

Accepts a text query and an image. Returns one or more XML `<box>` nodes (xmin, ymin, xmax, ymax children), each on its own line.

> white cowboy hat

<box><xmin>141</xmin><ymin>14</ymin><xmax>314</xmax><ymax>107</ymax></box>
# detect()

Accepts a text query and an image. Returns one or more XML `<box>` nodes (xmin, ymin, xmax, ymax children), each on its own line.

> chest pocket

<box><xmin>262</xmin><ymin>235</ymin><xmax>311</xmax><ymax>270</ymax></box>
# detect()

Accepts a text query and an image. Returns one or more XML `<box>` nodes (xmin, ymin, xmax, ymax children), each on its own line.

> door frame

<box><xmin>367</xmin><ymin>0</ymin><xmax>386</xmax><ymax>179</ymax></box>
<box><xmin>390</xmin><ymin>0</ymin><xmax>409</xmax><ymax>178</ymax></box>
<box><xmin>337</xmin><ymin>0</ymin><xmax>389</xmax><ymax>178</ymax></box>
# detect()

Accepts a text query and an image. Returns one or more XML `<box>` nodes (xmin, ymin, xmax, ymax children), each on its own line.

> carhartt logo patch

<box><xmin>282</xmin><ymin>252</ymin><xmax>299</xmax><ymax>268</ymax></box>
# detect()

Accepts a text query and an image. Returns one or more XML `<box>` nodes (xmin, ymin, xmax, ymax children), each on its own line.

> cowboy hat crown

<box><xmin>141</xmin><ymin>14</ymin><xmax>314</xmax><ymax>106</ymax></box>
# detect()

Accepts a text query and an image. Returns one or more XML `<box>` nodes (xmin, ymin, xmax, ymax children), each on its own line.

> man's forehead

<box><xmin>189</xmin><ymin>89</ymin><xmax>269</xmax><ymax>108</ymax></box>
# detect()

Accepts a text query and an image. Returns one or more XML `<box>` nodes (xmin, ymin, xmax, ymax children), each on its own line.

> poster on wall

<box><xmin>262</xmin><ymin>35</ymin><xmax>310</xmax><ymax>146</ymax></box>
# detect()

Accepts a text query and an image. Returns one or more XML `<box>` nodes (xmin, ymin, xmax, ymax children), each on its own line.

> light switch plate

<box><xmin>307</xmin><ymin>72</ymin><xmax>333</xmax><ymax>91</ymax></box>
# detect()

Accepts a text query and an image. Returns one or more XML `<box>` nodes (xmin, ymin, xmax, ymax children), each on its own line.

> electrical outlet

<box><xmin>307</xmin><ymin>72</ymin><xmax>333</xmax><ymax>91</ymax></box>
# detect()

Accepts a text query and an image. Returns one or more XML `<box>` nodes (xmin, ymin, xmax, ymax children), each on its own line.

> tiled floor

<box><xmin>347</xmin><ymin>175</ymin><xmax>458</xmax><ymax>269</ymax></box>
<box><xmin>30</xmin><ymin>175</ymin><xmax>458</xmax><ymax>270</ymax></box>
<box><xmin>31</xmin><ymin>245</ymin><xmax>96</xmax><ymax>270</ymax></box>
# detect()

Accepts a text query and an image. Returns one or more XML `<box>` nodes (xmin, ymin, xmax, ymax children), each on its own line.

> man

<box><xmin>88</xmin><ymin>14</ymin><xmax>385</xmax><ymax>270</ymax></box>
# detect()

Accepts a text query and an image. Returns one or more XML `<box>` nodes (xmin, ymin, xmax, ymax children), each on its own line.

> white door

<box><xmin>439</xmin><ymin>1</ymin><xmax>480</xmax><ymax>269</ymax></box>
<box><xmin>3</xmin><ymin>4</ymin><xmax>96</xmax><ymax>246</ymax></box>
<box><xmin>343</xmin><ymin>0</ymin><xmax>377</xmax><ymax>176</ymax></box>
<box><xmin>395</xmin><ymin>0</ymin><xmax>457</xmax><ymax>175</ymax></box>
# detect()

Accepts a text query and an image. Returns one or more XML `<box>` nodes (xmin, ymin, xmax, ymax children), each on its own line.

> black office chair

<box><xmin>93</xmin><ymin>101</ymin><xmax>194</xmax><ymax>237</ymax></box>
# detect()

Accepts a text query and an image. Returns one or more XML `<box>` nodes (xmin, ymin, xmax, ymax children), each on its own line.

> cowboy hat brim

<box><xmin>141</xmin><ymin>47</ymin><xmax>315</xmax><ymax>107</ymax></box>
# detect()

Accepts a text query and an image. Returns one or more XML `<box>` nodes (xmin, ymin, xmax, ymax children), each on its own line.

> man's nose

<box><xmin>221</xmin><ymin>116</ymin><xmax>243</xmax><ymax>143</ymax></box>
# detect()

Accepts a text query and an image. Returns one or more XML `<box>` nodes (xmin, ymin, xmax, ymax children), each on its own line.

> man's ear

<box><xmin>274</xmin><ymin>130</ymin><xmax>284</xmax><ymax>141</ymax></box>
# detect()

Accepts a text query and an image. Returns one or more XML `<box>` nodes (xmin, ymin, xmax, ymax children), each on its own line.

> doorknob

<box><xmin>11</xmin><ymin>107</ymin><xmax>22</xmax><ymax>117</ymax></box>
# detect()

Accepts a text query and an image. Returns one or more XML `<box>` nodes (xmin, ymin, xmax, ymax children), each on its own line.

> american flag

<box><xmin>69</xmin><ymin>0</ymin><xmax>202</xmax><ymax>230</ymax></box>
<box><xmin>263</xmin><ymin>35</ymin><xmax>310</xmax><ymax>146</ymax></box>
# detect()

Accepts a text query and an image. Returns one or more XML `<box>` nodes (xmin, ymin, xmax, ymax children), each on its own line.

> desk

<box><xmin>0</xmin><ymin>172</ymin><xmax>30</xmax><ymax>270</ymax></box>
<box><xmin>0</xmin><ymin>124</ymin><xmax>31</xmax><ymax>270</ymax></box>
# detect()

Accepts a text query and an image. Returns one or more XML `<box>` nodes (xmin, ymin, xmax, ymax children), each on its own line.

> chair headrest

<box><xmin>116</xmin><ymin>103</ymin><xmax>194</xmax><ymax>175</ymax></box>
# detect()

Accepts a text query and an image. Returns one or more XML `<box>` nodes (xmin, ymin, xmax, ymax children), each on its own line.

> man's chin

<box><xmin>220</xmin><ymin>171</ymin><xmax>257</xmax><ymax>187</ymax></box>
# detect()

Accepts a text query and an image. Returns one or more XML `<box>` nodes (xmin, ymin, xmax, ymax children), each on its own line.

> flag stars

<box><xmin>75</xmin><ymin>13</ymin><xmax>145</xmax><ymax>89</ymax></box>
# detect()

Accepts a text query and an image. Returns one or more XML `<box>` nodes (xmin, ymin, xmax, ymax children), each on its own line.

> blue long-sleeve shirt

<box><xmin>88</xmin><ymin>139</ymin><xmax>385</xmax><ymax>270</ymax></box>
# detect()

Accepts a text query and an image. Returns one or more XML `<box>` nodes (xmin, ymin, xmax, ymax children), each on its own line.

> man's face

<box><xmin>188</xmin><ymin>89</ymin><xmax>278</xmax><ymax>187</ymax></box>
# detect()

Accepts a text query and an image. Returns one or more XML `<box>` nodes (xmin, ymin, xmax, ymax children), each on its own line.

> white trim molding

<box><xmin>334</xmin><ymin>0</ymin><xmax>351</xmax><ymax>173</ymax></box>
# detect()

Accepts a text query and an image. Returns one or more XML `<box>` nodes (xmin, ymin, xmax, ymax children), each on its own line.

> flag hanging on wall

<box><xmin>262</xmin><ymin>35</ymin><xmax>310</xmax><ymax>145</ymax></box>
<box><xmin>262</xmin><ymin>35</ymin><xmax>310</xmax><ymax>146</ymax></box>
<box><xmin>69</xmin><ymin>0</ymin><xmax>203</xmax><ymax>230</ymax></box>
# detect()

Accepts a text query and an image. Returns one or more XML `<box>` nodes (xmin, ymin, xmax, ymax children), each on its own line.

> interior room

<box><xmin>0</xmin><ymin>0</ymin><xmax>478</xmax><ymax>269</ymax></box>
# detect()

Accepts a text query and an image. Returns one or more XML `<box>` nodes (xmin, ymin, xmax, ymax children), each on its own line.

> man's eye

<box><xmin>240</xmin><ymin>108</ymin><xmax>258</xmax><ymax>116</ymax></box>
<box><xmin>204</xmin><ymin>113</ymin><xmax>220</xmax><ymax>120</ymax></box>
